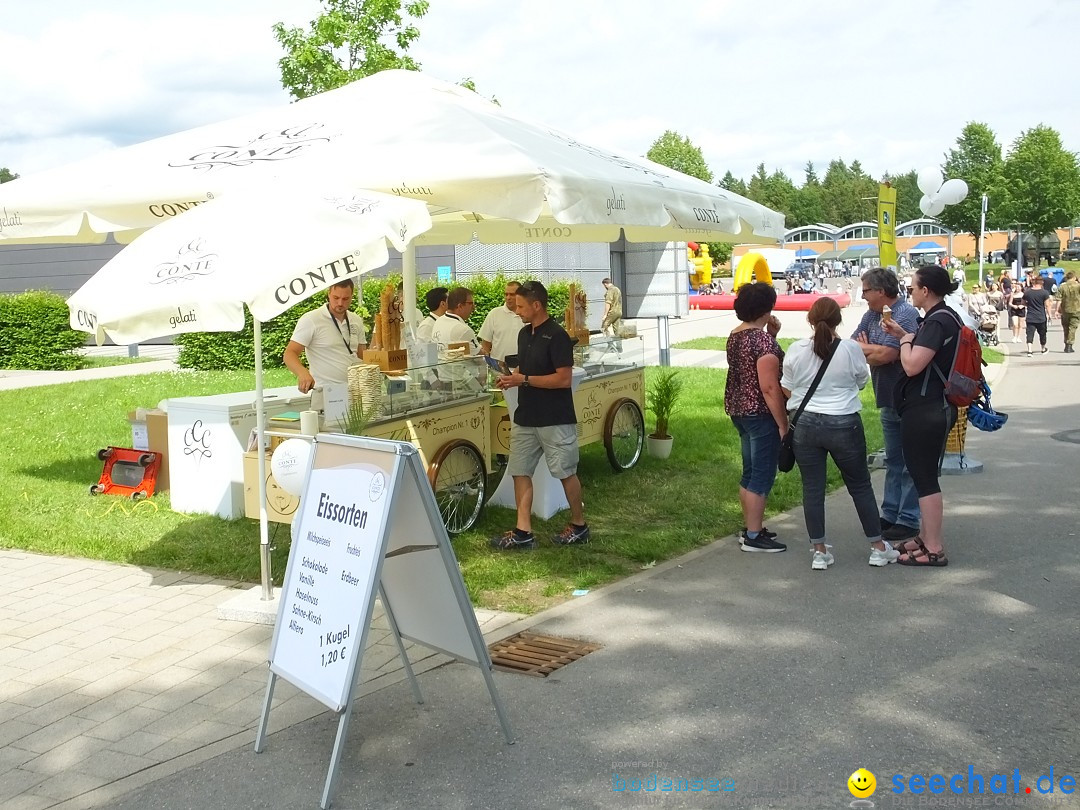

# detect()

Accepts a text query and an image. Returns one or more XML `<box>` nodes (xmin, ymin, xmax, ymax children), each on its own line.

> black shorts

<box><xmin>900</xmin><ymin>398</ymin><xmax>956</xmax><ymax>498</ymax></box>
<box><xmin>1026</xmin><ymin>321</ymin><xmax>1047</xmax><ymax>344</ymax></box>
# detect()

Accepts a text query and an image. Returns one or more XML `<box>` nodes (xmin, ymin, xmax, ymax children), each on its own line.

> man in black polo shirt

<box><xmin>491</xmin><ymin>281</ymin><xmax>589</xmax><ymax>550</ymax></box>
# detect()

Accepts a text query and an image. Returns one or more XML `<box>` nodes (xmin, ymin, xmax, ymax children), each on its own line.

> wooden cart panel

<box><xmin>488</xmin><ymin>367</ymin><xmax>644</xmax><ymax>454</ymax></box>
<box><xmin>245</xmin><ymin>397</ymin><xmax>490</xmax><ymax>525</ymax></box>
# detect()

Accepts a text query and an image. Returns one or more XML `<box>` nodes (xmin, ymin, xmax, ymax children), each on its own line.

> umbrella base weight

<box><xmin>362</xmin><ymin>349</ymin><xmax>408</xmax><ymax>372</ymax></box>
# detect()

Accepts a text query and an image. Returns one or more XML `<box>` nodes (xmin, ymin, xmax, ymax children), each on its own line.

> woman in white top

<box><xmin>781</xmin><ymin>298</ymin><xmax>897</xmax><ymax>570</ymax></box>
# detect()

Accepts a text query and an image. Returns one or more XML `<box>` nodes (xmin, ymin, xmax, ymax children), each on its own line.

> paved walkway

<box><xmin>0</xmin><ymin>553</ymin><xmax>521</xmax><ymax>810</ymax></box>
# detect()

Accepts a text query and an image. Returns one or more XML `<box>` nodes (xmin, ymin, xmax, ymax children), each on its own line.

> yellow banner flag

<box><xmin>877</xmin><ymin>183</ymin><xmax>898</xmax><ymax>270</ymax></box>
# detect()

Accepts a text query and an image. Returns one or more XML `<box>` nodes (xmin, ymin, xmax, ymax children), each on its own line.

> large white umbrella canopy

<box><xmin>61</xmin><ymin>188</ymin><xmax>431</xmax><ymax>601</ymax></box>
<box><xmin>66</xmin><ymin>187</ymin><xmax>431</xmax><ymax>344</ymax></box>
<box><xmin>0</xmin><ymin>69</ymin><xmax>783</xmax><ymax>249</ymax></box>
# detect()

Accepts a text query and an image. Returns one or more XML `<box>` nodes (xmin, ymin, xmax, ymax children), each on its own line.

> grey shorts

<box><xmin>507</xmin><ymin>424</ymin><xmax>580</xmax><ymax>479</ymax></box>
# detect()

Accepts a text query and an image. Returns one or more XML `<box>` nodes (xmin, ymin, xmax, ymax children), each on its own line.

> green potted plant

<box><xmin>645</xmin><ymin>368</ymin><xmax>684</xmax><ymax>459</ymax></box>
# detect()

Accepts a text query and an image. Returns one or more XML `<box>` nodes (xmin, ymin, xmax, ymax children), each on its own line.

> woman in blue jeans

<box><xmin>781</xmin><ymin>298</ymin><xmax>898</xmax><ymax>570</ymax></box>
<box><xmin>724</xmin><ymin>283</ymin><xmax>788</xmax><ymax>552</ymax></box>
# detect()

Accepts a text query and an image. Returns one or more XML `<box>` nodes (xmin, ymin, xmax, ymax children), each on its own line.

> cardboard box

<box><xmin>362</xmin><ymin>348</ymin><xmax>408</xmax><ymax>372</ymax></box>
<box><xmin>243</xmin><ymin>451</ymin><xmax>300</xmax><ymax>524</ymax></box>
<box><xmin>128</xmin><ymin>409</ymin><xmax>170</xmax><ymax>492</ymax></box>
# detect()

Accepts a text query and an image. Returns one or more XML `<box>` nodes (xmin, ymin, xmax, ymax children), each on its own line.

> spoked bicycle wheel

<box><xmin>427</xmin><ymin>439</ymin><xmax>487</xmax><ymax>534</ymax></box>
<box><xmin>603</xmin><ymin>398</ymin><xmax>644</xmax><ymax>472</ymax></box>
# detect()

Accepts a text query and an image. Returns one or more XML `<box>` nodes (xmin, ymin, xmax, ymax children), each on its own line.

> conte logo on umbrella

<box><xmin>151</xmin><ymin>239</ymin><xmax>219</xmax><ymax>285</ymax></box>
<box><xmin>168</xmin><ymin>124</ymin><xmax>337</xmax><ymax>172</ymax></box>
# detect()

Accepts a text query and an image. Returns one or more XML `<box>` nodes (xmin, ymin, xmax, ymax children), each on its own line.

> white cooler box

<box><xmin>167</xmin><ymin>386</ymin><xmax>310</xmax><ymax>518</ymax></box>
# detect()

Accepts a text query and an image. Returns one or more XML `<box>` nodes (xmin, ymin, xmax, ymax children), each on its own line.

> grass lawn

<box><xmin>673</xmin><ymin>337</ymin><xmax>797</xmax><ymax>351</ymax></box>
<box><xmin>78</xmin><ymin>355</ymin><xmax>160</xmax><ymax>369</ymax></box>
<box><xmin>0</xmin><ymin>366</ymin><xmax>883</xmax><ymax>614</ymax></box>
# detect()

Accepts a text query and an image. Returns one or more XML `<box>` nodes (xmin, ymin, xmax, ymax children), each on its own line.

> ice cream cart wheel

<box><xmin>603</xmin><ymin>398</ymin><xmax>644</xmax><ymax>471</ymax></box>
<box><xmin>97</xmin><ymin>448</ymin><xmax>114</xmax><ymax>461</ymax></box>
<box><xmin>427</xmin><ymin>439</ymin><xmax>487</xmax><ymax>535</ymax></box>
<box><xmin>89</xmin><ymin>484</ymin><xmax>105</xmax><ymax>495</ymax></box>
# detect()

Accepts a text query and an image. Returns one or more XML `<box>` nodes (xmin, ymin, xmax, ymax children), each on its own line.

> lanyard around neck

<box><xmin>327</xmin><ymin>305</ymin><xmax>353</xmax><ymax>354</ymax></box>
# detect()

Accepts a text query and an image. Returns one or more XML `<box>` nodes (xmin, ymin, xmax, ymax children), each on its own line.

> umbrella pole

<box><xmin>402</xmin><ymin>243</ymin><xmax>418</xmax><ymax>330</ymax></box>
<box><xmin>254</xmin><ymin>317</ymin><xmax>273</xmax><ymax>601</ymax></box>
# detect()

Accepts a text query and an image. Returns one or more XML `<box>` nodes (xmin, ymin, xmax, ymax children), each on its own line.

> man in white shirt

<box><xmin>283</xmin><ymin>279</ymin><xmax>367</xmax><ymax>393</ymax></box>
<box><xmin>415</xmin><ymin>287</ymin><xmax>448</xmax><ymax>343</ymax></box>
<box><xmin>431</xmin><ymin>287</ymin><xmax>479</xmax><ymax>353</ymax></box>
<box><xmin>479</xmin><ymin>280</ymin><xmax>523</xmax><ymax>363</ymax></box>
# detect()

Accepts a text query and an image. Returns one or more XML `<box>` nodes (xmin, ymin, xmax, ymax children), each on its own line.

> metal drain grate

<box><xmin>488</xmin><ymin>632</ymin><xmax>601</xmax><ymax>677</ymax></box>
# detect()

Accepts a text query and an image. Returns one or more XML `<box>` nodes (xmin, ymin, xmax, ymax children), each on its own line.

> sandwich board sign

<box><xmin>254</xmin><ymin>434</ymin><xmax>513</xmax><ymax>809</ymax></box>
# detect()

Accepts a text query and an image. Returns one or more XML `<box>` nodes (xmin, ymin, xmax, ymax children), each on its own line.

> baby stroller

<box><xmin>977</xmin><ymin>304</ymin><xmax>999</xmax><ymax>347</ymax></box>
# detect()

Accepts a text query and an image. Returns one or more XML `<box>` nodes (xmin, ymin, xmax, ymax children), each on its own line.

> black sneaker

<box><xmin>880</xmin><ymin>517</ymin><xmax>895</xmax><ymax>533</ymax></box>
<box><xmin>739</xmin><ymin>530</ymin><xmax>787</xmax><ymax>553</ymax></box>
<box><xmin>490</xmin><ymin>530</ymin><xmax>536</xmax><ymax>551</ymax></box>
<box><xmin>743</xmin><ymin>526</ymin><xmax>778</xmax><ymax>541</ymax></box>
<box><xmin>882</xmin><ymin>523</ymin><xmax>919</xmax><ymax>543</ymax></box>
<box><xmin>552</xmin><ymin>524</ymin><xmax>590</xmax><ymax>546</ymax></box>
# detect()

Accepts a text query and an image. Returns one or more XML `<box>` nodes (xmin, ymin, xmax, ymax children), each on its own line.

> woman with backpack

<box><xmin>880</xmin><ymin>265</ymin><xmax>960</xmax><ymax>567</ymax></box>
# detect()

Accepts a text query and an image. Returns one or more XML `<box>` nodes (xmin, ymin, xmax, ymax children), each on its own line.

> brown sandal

<box><xmin>897</xmin><ymin>537</ymin><xmax>948</xmax><ymax>567</ymax></box>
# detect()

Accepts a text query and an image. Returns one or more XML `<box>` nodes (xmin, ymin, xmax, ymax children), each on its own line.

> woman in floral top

<box><xmin>724</xmin><ymin>282</ymin><xmax>788</xmax><ymax>552</ymax></box>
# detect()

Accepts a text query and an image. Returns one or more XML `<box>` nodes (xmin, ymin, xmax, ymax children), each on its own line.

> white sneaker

<box><xmin>811</xmin><ymin>550</ymin><xmax>835</xmax><ymax>570</ymax></box>
<box><xmin>869</xmin><ymin>545</ymin><xmax>900</xmax><ymax>566</ymax></box>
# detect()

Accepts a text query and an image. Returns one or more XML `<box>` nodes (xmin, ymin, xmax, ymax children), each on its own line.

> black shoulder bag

<box><xmin>777</xmin><ymin>338</ymin><xmax>840</xmax><ymax>473</ymax></box>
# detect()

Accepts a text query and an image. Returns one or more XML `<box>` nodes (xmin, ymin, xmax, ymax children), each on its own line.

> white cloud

<box><xmin>2</xmin><ymin>0</ymin><xmax>1077</xmax><ymax>190</ymax></box>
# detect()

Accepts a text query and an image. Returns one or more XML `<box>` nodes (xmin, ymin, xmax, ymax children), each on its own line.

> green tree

<box><xmin>646</xmin><ymin>131</ymin><xmax>713</xmax><ymax>183</ymax></box>
<box><xmin>705</xmin><ymin>241</ymin><xmax>733</xmax><ymax>266</ymax></box>
<box><xmin>936</xmin><ymin>122</ymin><xmax>1009</xmax><ymax>238</ymax></box>
<box><xmin>788</xmin><ymin>161</ymin><xmax>825</xmax><ymax>227</ymax></box>
<box><xmin>821</xmin><ymin>158</ymin><xmax>877</xmax><ymax>225</ymax></box>
<box><xmin>273</xmin><ymin>0</ymin><xmax>431</xmax><ymax>100</ymax></box>
<box><xmin>718</xmin><ymin>170</ymin><xmax>747</xmax><ymax>196</ymax></box>
<box><xmin>1000</xmin><ymin>125</ymin><xmax>1080</xmax><ymax>237</ymax></box>
<box><xmin>0</xmin><ymin>167</ymin><xmax>18</xmax><ymax>183</ymax></box>
<box><xmin>883</xmin><ymin>170</ymin><xmax>922</xmax><ymax>224</ymax></box>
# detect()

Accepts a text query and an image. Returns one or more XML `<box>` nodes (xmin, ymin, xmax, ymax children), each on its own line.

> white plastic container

<box><xmin>166</xmin><ymin>386</ymin><xmax>310</xmax><ymax>518</ymax></box>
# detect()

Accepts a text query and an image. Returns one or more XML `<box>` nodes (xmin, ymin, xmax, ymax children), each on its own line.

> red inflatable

<box><xmin>689</xmin><ymin>292</ymin><xmax>852</xmax><ymax>311</ymax></box>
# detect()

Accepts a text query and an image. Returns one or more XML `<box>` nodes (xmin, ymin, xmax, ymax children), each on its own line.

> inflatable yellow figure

<box><xmin>732</xmin><ymin>252</ymin><xmax>773</xmax><ymax>293</ymax></box>
<box><xmin>687</xmin><ymin>241</ymin><xmax>712</xmax><ymax>289</ymax></box>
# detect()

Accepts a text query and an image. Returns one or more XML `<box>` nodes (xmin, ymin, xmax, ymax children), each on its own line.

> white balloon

<box><xmin>919</xmin><ymin>194</ymin><xmax>935</xmax><ymax>216</ymax></box>
<box><xmin>270</xmin><ymin>438</ymin><xmax>312</xmax><ymax>497</ymax></box>
<box><xmin>917</xmin><ymin>167</ymin><xmax>943</xmax><ymax>196</ymax></box>
<box><xmin>938</xmin><ymin>178</ymin><xmax>969</xmax><ymax>205</ymax></box>
<box><xmin>925</xmin><ymin>198</ymin><xmax>946</xmax><ymax>217</ymax></box>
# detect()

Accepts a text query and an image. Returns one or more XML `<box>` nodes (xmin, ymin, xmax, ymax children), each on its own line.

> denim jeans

<box><xmin>731</xmin><ymin>414</ymin><xmax>780</xmax><ymax>496</ymax></box>
<box><xmin>791</xmin><ymin>411</ymin><xmax>880</xmax><ymax>543</ymax></box>
<box><xmin>879</xmin><ymin>406</ymin><xmax>920</xmax><ymax>528</ymax></box>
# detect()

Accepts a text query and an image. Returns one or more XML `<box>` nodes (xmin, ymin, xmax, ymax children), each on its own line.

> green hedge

<box><xmin>176</xmin><ymin>274</ymin><xmax>576</xmax><ymax>370</ymax></box>
<box><xmin>0</xmin><ymin>291</ymin><xmax>86</xmax><ymax>370</ymax></box>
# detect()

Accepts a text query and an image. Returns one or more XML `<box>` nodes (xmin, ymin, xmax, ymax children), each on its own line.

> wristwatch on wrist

<box><xmin>522</xmin><ymin>375</ymin><xmax>530</xmax><ymax>387</ymax></box>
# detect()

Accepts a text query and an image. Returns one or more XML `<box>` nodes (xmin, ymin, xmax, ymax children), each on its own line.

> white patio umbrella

<box><xmin>0</xmin><ymin>69</ymin><xmax>783</xmax><ymax>321</ymax></box>
<box><xmin>67</xmin><ymin>187</ymin><xmax>432</xmax><ymax>599</ymax></box>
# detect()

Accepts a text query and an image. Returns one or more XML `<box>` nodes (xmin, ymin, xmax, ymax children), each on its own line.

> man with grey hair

<box><xmin>852</xmin><ymin>267</ymin><xmax>921</xmax><ymax>548</ymax></box>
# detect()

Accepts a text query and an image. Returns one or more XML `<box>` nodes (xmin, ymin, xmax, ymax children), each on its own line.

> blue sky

<box><xmin>2</xmin><ymin>0</ymin><xmax>1075</xmax><ymax>183</ymax></box>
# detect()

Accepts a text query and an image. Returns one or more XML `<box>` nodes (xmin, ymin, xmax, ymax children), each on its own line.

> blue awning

<box><xmin>795</xmin><ymin>248</ymin><xmax>817</xmax><ymax>258</ymax></box>
<box><xmin>910</xmin><ymin>240</ymin><xmax>945</xmax><ymax>252</ymax></box>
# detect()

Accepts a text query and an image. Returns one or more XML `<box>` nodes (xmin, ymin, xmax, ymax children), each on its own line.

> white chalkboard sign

<box><xmin>269</xmin><ymin>459</ymin><xmax>393</xmax><ymax>711</ymax></box>
<box><xmin>256</xmin><ymin>435</ymin><xmax>513</xmax><ymax>810</ymax></box>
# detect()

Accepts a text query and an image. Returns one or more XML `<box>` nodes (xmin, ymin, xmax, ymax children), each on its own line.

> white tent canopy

<box><xmin>0</xmin><ymin>70</ymin><xmax>782</xmax><ymax>249</ymax></box>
